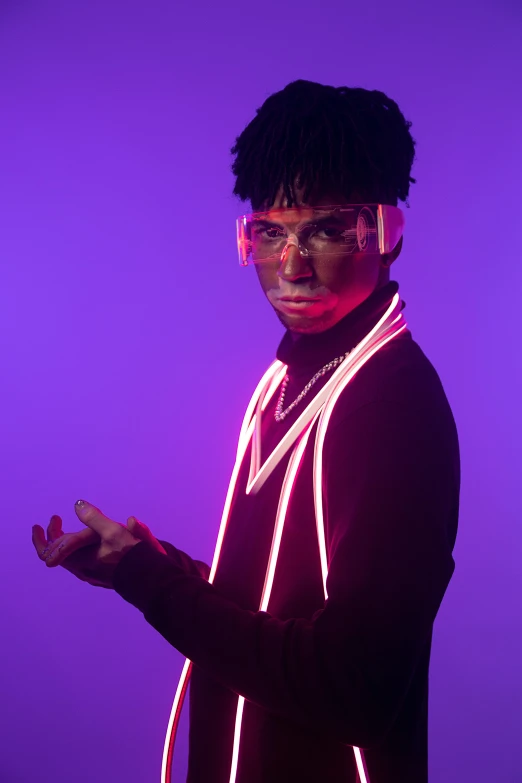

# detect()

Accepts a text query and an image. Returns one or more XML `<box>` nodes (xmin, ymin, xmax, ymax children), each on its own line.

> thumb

<box><xmin>127</xmin><ymin>517</ymin><xmax>166</xmax><ymax>554</ymax></box>
<box><xmin>127</xmin><ymin>516</ymin><xmax>151</xmax><ymax>541</ymax></box>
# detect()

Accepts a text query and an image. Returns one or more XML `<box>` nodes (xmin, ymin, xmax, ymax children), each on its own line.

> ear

<box><xmin>381</xmin><ymin>234</ymin><xmax>404</xmax><ymax>267</ymax></box>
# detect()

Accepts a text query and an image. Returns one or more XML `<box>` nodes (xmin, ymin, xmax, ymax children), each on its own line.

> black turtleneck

<box><xmin>276</xmin><ymin>280</ymin><xmax>403</xmax><ymax>375</ymax></box>
<box><xmin>112</xmin><ymin>281</ymin><xmax>460</xmax><ymax>783</ymax></box>
<box><xmin>261</xmin><ymin>280</ymin><xmax>405</xmax><ymax>462</ymax></box>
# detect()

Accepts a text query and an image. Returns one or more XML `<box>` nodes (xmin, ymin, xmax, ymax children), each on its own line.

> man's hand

<box><xmin>32</xmin><ymin>500</ymin><xmax>167</xmax><ymax>589</ymax></box>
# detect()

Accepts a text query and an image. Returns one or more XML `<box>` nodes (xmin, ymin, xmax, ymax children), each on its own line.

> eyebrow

<box><xmin>251</xmin><ymin>217</ymin><xmax>281</xmax><ymax>227</ymax></box>
<box><xmin>252</xmin><ymin>213</ymin><xmax>346</xmax><ymax>228</ymax></box>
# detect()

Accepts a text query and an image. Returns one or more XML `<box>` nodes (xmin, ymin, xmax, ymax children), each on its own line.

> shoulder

<box><xmin>325</xmin><ymin>330</ymin><xmax>460</xmax><ymax>458</ymax></box>
<box><xmin>330</xmin><ymin>330</ymin><xmax>454</xmax><ymax>419</ymax></box>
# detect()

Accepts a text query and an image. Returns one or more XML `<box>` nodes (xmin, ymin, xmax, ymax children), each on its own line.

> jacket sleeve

<box><xmin>158</xmin><ymin>540</ymin><xmax>211</xmax><ymax>581</ymax></box>
<box><xmin>112</xmin><ymin>400</ymin><xmax>458</xmax><ymax>748</ymax></box>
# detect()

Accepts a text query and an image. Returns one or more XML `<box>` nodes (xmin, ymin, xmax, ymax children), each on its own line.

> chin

<box><xmin>277</xmin><ymin>311</ymin><xmax>336</xmax><ymax>335</ymax></box>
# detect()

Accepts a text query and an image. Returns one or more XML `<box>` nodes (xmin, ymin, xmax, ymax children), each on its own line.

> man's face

<box><xmin>253</xmin><ymin>185</ymin><xmax>400</xmax><ymax>335</ymax></box>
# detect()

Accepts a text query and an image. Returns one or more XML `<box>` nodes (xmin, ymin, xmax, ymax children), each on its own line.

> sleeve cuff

<box><xmin>112</xmin><ymin>541</ymin><xmax>183</xmax><ymax>613</ymax></box>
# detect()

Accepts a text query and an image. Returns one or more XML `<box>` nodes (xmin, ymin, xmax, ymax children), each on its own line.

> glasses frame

<box><xmin>236</xmin><ymin>203</ymin><xmax>405</xmax><ymax>267</ymax></box>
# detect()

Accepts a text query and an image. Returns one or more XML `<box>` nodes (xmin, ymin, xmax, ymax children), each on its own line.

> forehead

<box><xmin>258</xmin><ymin>181</ymin><xmax>369</xmax><ymax>212</ymax></box>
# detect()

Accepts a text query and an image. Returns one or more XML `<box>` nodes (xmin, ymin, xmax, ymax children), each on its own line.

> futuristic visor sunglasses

<box><xmin>236</xmin><ymin>204</ymin><xmax>404</xmax><ymax>266</ymax></box>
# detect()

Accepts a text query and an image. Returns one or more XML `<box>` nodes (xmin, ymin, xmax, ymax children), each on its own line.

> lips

<box><xmin>279</xmin><ymin>297</ymin><xmax>322</xmax><ymax>302</ymax></box>
<box><xmin>275</xmin><ymin>298</ymin><xmax>327</xmax><ymax>316</ymax></box>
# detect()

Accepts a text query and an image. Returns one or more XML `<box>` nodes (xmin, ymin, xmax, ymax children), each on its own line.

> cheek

<box><xmin>255</xmin><ymin>263</ymin><xmax>279</xmax><ymax>294</ymax></box>
<box><xmin>316</xmin><ymin>254</ymin><xmax>380</xmax><ymax>290</ymax></box>
<box><xmin>313</xmin><ymin>257</ymin><xmax>355</xmax><ymax>289</ymax></box>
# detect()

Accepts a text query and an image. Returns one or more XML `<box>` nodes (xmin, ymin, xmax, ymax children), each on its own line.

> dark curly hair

<box><xmin>231</xmin><ymin>79</ymin><xmax>416</xmax><ymax>211</ymax></box>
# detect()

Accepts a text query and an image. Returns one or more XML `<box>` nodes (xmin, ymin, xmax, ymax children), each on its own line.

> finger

<box><xmin>32</xmin><ymin>525</ymin><xmax>50</xmax><ymax>559</ymax></box>
<box><xmin>45</xmin><ymin>528</ymin><xmax>100</xmax><ymax>568</ymax></box>
<box><xmin>47</xmin><ymin>515</ymin><xmax>64</xmax><ymax>543</ymax></box>
<box><xmin>127</xmin><ymin>517</ymin><xmax>167</xmax><ymax>555</ymax></box>
<box><xmin>74</xmin><ymin>500</ymin><xmax>118</xmax><ymax>538</ymax></box>
<box><xmin>127</xmin><ymin>516</ymin><xmax>152</xmax><ymax>542</ymax></box>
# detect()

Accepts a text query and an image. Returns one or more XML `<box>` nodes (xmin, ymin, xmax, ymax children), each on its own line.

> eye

<box><xmin>316</xmin><ymin>227</ymin><xmax>343</xmax><ymax>238</ymax></box>
<box><xmin>251</xmin><ymin>222</ymin><xmax>286</xmax><ymax>239</ymax></box>
<box><xmin>302</xmin><ymin>223</ymin><xmax>344</xmax><ymax>239</ymax></box>
<box><xmin>265</xmin><ymin>226</ymin><xmax>286</xmax><ymax>239</ymax></box>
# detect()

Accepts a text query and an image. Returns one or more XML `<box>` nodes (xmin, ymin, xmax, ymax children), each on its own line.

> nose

<box><xmin>278</xmin><ymin>241</ymin><xmax>313</xmax><ymax>282</ymax></box>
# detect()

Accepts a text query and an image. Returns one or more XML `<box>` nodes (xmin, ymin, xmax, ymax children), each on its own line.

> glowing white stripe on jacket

<box><xmin>159</xmin><ymin>360</ymin><xmax>285</xmax><ymax>783</ymax></box>
<box><xmin>160</xmin><ymin>293</ymin><xmax>407</xmax><ymax>783</ymax></box>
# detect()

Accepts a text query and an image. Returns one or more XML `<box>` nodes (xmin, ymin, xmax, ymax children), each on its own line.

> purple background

<box><xmin>1</xmin><ymin>1</ymin><xmax>521</xmax><ymax>781</ymax></box>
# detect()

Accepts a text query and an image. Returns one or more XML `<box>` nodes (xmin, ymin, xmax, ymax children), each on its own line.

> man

<box><xmin>32</xmin><ymin>79</ymin><xmax>460</xmax><ymax>783</ymax></box>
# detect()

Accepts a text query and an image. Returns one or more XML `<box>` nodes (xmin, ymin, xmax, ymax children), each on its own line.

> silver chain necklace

<box><xmin>274</xmin><ymin>350</ymin><xmax>352</xmax><ymax>422</ymax></box>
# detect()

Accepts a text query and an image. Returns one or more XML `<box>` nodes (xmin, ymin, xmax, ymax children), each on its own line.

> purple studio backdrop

<box><xmin>1</xmin><ymin>1</ymin><xmax>521</xmax><ymax>782</ymax></box>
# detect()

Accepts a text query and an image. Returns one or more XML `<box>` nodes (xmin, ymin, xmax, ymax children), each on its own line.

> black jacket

<box><xmin>113</xmin><ymin>280</ymin><xmax>460</xmax><ymax>783</ymax></box>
